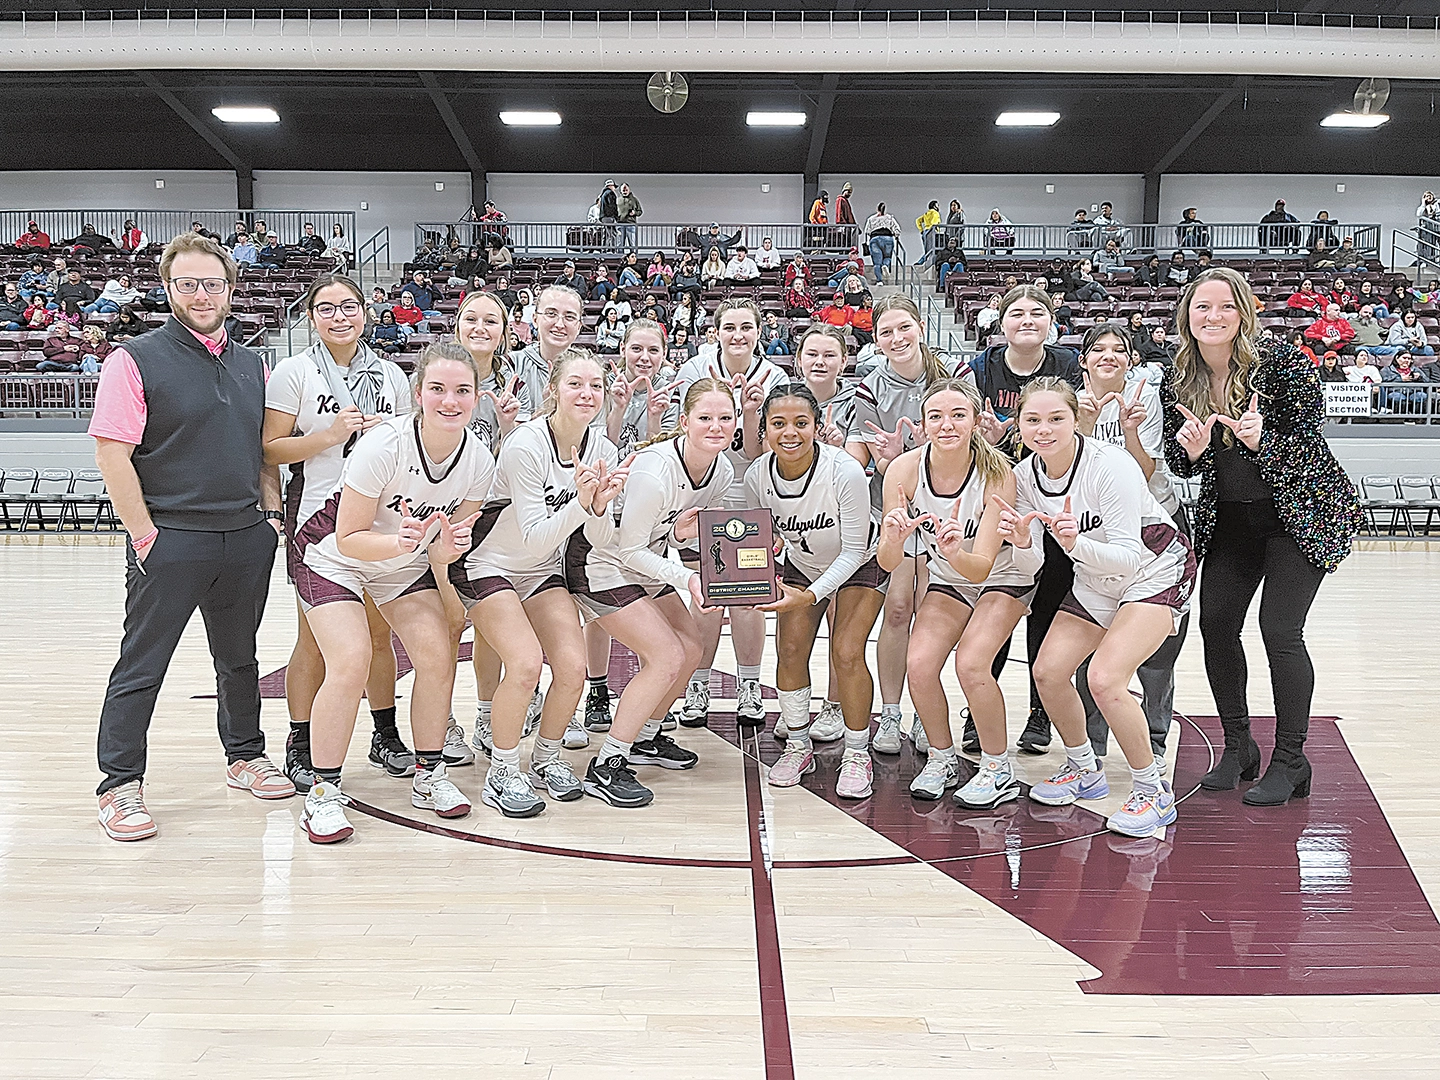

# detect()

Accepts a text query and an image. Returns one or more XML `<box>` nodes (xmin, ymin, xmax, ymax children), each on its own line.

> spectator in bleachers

<box><xmin>841</xmin><ymin>270</ymin><xmax>869</xmax><ymax>309</ymax></box>
<box><xmin>585</xmin><ymin>264</ymin><xmax>612</xmax><ymax>302</ymax></box>
<box><xmin>1328</xmin><ymin>278</ymin><xmax>1357</xmax><ymax>311</ymax></box>
<box><xmin>509</xmin><ymin>305</ymin><xmax>532</xmax><ymax>347</ymax></box>
<box><xmin>1195</xmin><ymin>249</ymin><xmax>1217</xmax><ymax>272</ymax></box>
<box><xmin>1287</xmin><ymin>330</ymin><xmax>1319</xmax><ymax>366</ymax></box>
<box><xmin>760</xmin><ymin>311</ymin><xmax>789</xmax><ymax>357</ymax></box>
<box><xmin>78</xmin><ymin>324</ymin><xmax>111</xmax><ymax>373</ymax></box>
<box><xmin>1386</xmin><ymin>309</ymin><xmax>1435</xmax><ymax>355</ymax></box>
<box><xmin>15</xmin><ymin>220</ymin><xmax>51</xmax><ymax>249</ymax></box>
<box><xmin>863</xmin><ymin>202</ymin><xmax>903</xmax><ymax>285</ymax></box>
<box><xmin>755</xmin><ymin>236</ymin><xmax>782</xmax><ymax>270</ymax></box>
<box><xmin>834</xmin><ymin>182</ymin><xmax>856</xmax><ymax>234</ymax></box>
<box><xmin>1259</xmin><ymin>199</ymin><xmax>1300</xmax><ymax>252</ymax></box>
<box><xmin>935</xmin><ymin>238</ymin><xmax>967</xmax><ymax>290</ymax></box>
<box><xmin>406</xmin><ymin>270</ymin><xmax>443</xmax><ymax>315</ymax></box>
<box><xmin>601</xmin><ymin>288</ymin><xmax>632</xmax><ymax>325</ymax></box>
<box><xmin>671</xmin><ymin>292</ymin><xmax>701</xmax><ymax>339</ymax></box>
<box><xmin>1333</xmin><ymin>237</ymin><xmax>1365</xmax><ymax>272</ymax></box>
<box><xmin>18</xmin><ymin>258</ymin><xmax>49</xmax><ymax>300</ymax></box>
<box><xmin>1175</xmin><ymin>207</ymin><xmax>1209</xmax><ymax>250</ymax></box>
<box><xmin>1135</xmin><ymin>253</ymin><xmax>1164</xmax><ymax>288</ymax></box>
<box><xmin>256</xmin><ymin>234</ymin><xmax>288</xmax><ymax>268</ymax></box>
<box><xmin>699</xmin><ymin>222</ymin><xmax>742</xmax><ymax>261</ymax></box>
<box><xmin>1307</xmin><ymin>211</ymin><xmax>1340</xmax><ymax>252</ymax></box>
<box><xmin>1349</xmin><ymin>306</ymin><xmax>1386</xmax><ymax>353</ymax></box>
<box><xmin>672</xmin><ymin>252</ymin><xmax>703</xmax><ymax>298</ymax></box>
<box><xmin>1139</xmin><ymin>323</ymin><xmax>1176</xmax><ymax>364</ymax></box>
<box><xmin>326</xmin><ymin>224</ymin><xmax>351</xmax><ymax>271</ymax></box>
<box><xmin>64</xmin><ymin>222</ymin><xmax>114</xmax><ymax>255</ymax></box>
<box><xmin>616</xmin><ymin>183</ymin><xmax>643</xmax><ymax>251</ymax></box>
<box><xmin>816</xmin><ymin>291</ymin><xmax>854</xmax><ymax>329</ymax></box>
<box><xmin>1382</xmin><ymin>350</ymin><xmax>1428</xmax><ymax>410</ymax></box>
<box><xmin>1357</xmin><ymin>279</ymin><xmax>1388</xmax><ymax>317</ymax></box>
<box><xmin>24</xmin><ymin>296</ymin><xmax>54</xmax><ymax>330</ymax></box>
<box><xmin>391</xmin><ymin>291</ymin><xmax>424</xmax><ymax>335</ymax></box>
<box><xmin>297</xmin><ymin>223</ymin><xmax>326</xmax><ymax>258</ymax></box>
<box><xmin>84</xmin><ymin>273</ymin><xmax>141</xmax><ymax>315</ymax></box>
<box><xmin>458</xmin><ymin>275</ymin><xmax>487</xmax><ymax>304</ymax></box>
<box><xmin>365</xmin><ymin>286</ymin><xmax>391</xmax><ymax>327</ymax></box>
<box><xmin>1066</xmin><ymin>258</ymin><xmax>1110</xmax><ymax>303</ymax></box>
<box><xmin>725</xmin><ymin>245</ymin><xmax>761</xmax><ymax>283</ymax></box>
<box><xmin>486</xmin><ymin>235</ymin><xmax>513</xmax><ymax>273</ymax></box>
<box><xmin>45</xmin><ymin>256</ymin><xmax>68</xmax><ymax>297</ymax></box>
<box><xmin>140</xmin><ymin>282</ymin><xmax>169</xmax><ymax>313</ymax></box>
<box><xmin>696</xmin><ymin>325</ymin><xmax>720</xmax><ymax>366</ymax></box>
<box><xmin>669</xmin><ymin>325</ymin><xmax>698</xmax><ymax>365</ymax></box>
<box><xmin>616</xmin><ymin>251</ymin><xmax>642</xmax><ymax>288</ymax></box>
<box><xmin>945</xmin><ymin>200</ymin><xmax>966</xmax><ymax>244</ymax></box>
<box><xmin>1094</xmin><ymin>202</ymin><xmax>1130</xmax><ymax>250</ymax></box>
<box><xmin>1066</xmin><ymin>208</ymin><xmax>1097</xmax><ymax>253</ymax></box>
<box><xmin>38</xmin><ymin>321</ymin><xmax>83</xmax><ymax>371</ymax></box>
<box><xmin>188</xmin><ymin>220</ymin><xmax>220</xmax><ymax>241</ymax></box>
<box><xmin>231</xmin><ymin>231</ymin><xmax>258</xmax><ymax>267</ymax></box>
<box><xmin>1049</xmin><ymin>291</ymin><xmax>1074</xmax><ymax>339</ymax></box>
<box><xmin>825</xmin><ymin>253</ymin><xmax>861</xmax><ymax>293</ymax></box>
<box><xmin>784</xmin><ymin>274</ymin><xmax>815</xmax><ymax>318</ymax></box>
<box><xmin>975</xmin><ymin>294</ymin><xmax>1002</xmax><ymax>339</ymax></box>
<box><xmin>368</xmin><ymin>309</ymin><xmax>404</xmax><ymax>356</ymax></box>
<box><xmin>222</xmin><ymin>220</ymin><xmax>247</xmax><ymax>247</ymax></box>
<box><xmin>594</xmin><ymin>309</ymin><xmax>625</xmax><ymax>354</ymax></box>
<box><xmin>117</xmin><ymin>220</ymin><xmax>148</xmax><ymax>254</ymax></box>
<box><xmin>1124</xmin><ymin>310</ymin><xmax>1150</xmax><ymax>350</ymax></box>
<box><xmin>700</xmin><ymin>247</ymin><xmax>727</xmax><ymax>288</ymax></box>
<box><xmin>851</xmin><ymin>294</ymin><xmax>875</xmax><ymax>347</ymax></box>
<box><xmin>55</xmin><ymin>267</ymin><xmax>97</xmax><ymax>317</ymax></box>
<box><xmin>1307</xmin><ymin>240</ymin><xmax>1337</xmax><ymax>270</ymax></box>
<box><xmin>914</xmin><ymin>200</ymin><xmax>942</xmax><ymax>266</ymax></box>
<box><xmin>0</xmin><ymin>283</ymin><xmax>25</xmax><ymax>329</ymax></box>
<box><xmin>1285</xmin><ymin>278</ymin><xmax>1325</xmax><ymax>316</ymax></box>
<box><xmin>986</xmin><ymin>208</ymin><xmax>1016</xmax><ymax>254</ymax></box>
<box><xmin>108</xmin><ymin>305</ymin><xmax>148</xmax><ymax>343</ymax></box>
<box><xmin>1318</xmin><ymin>351</ymin><xmax>1348</xmax><ymax>382</ymax></box>
<box><xmin>1094</xmin><ymin>238</ymin><xmax>1127</xmax><ymax>277</ymax></box>
<box><xmin>491</xmin><ymin>274</ymin><xmax>518</xmax><ymax>311</ymax></box>
<box><xmin>1164</xmin><ymin>251</ymin><xmax>1191</xmax><ymax>288</ymax></box>
<box><xmin>645</xmin><ymin>251</ymin><xmax>674</xmax><ymax>290</ymax></box>
<box><xmin>1305</xmin><ymin>304</ymin><xmax>1356</xmax><ymax>355</ymax></box>
<box><xmin>784</xmin><ymin>252</ymin><xmax>809</xmax><ymax>287</ymax></box>
<box><xmin>1346</xmin><ymin>349</ymin><xmax>1382</xmax><ymax>385</ymax></box>
<box><xmin>517</xmin><ymin>287</ymin><xmax>536</xmax><ymax>325</ymax></box>
<box><xmin>448</xmin><ymin>246</ymin><xmax>483</xmax><ymax>287</ymax></box>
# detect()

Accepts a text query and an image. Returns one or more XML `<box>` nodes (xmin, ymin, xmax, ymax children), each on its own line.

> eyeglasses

<box><xmin>538</xmin><ymin>308</ymin><xmax>582</xmax><ymax>325</ymax></box>
<box><xmin>312</xmin><ymin>301</ymin><xmax>363</xmax><ymax>319</ymax></box>
<box><xmin>168</xmin><ymin>277</ymin><xmax>229</xmax><ymax>295</ymax></box>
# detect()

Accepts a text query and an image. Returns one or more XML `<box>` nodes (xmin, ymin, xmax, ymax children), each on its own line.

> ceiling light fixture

<box><xmin>747</xmin><ymin>111</ymin><xmax>806</xmax><ymax>127</ymax></box>
<box><xmin>212</xmin><ymin>106</ymin><xmax>280</xmax><ymax>124</ymax></box>
<box><xmin>996</xmin><ymin>111</ymin><xmax>1061</xmax><ymax>127</ymax></box>
<box><xmin>500</xmin><ymin>110</ymin><xmax>562</xmax><ymax>126</ymax></box>
<box><xmin>1320</xmin><ymin>111</ymin><xmax>1389</xmax><ymax>128</ymax></box>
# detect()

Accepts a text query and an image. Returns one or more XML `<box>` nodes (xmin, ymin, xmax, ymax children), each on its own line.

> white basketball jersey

<box><xmin>909</xmin><ymin>447</ymin><xmax>1038</xmax><ymax>590</ymax></box>
<box><xmin>1087</xmin><ymin>375</ymin><xmax>1180</xmax><ymax>515</ymax></box>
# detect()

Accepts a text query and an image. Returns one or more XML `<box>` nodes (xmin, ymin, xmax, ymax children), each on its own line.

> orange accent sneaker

<box><xmin>226</xmin><ymin>756</ymin><xmax>298</xmax><ymax>800</ymax></box>
<box><xmin>98</xmin><ymin>781</ymin><xmax>158</xmax><ymax>842</ymax></box>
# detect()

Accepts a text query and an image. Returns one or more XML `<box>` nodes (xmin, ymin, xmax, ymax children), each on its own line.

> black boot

<box><xmin>1243</xmin><ymin>720</ymin><xmax>1312</xmax><ymax>806</ymax></box>
<box><xmin>1199</xmin><ymin>719</ymin><xmax>1262</xmax><ymax>791</ymax></box>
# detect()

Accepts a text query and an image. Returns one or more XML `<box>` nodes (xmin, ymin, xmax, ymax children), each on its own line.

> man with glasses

<box><xmin>511</xmin><ymin>284</ymin><xmax>583</xmax><ymax>420</ymax></box>
<box><xmin>89</xmin><ymin>232</ymin><xmax>292</xmax><ymax>842</ymax></box>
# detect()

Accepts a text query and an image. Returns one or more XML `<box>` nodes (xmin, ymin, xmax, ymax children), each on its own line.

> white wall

<box><xmin>0</xmin><ymin>169</ymin><xmax>238</xmax><ymax>211</ymax></box>
<box><xmin>822</xmin><ymin>173</ymin><xmax>1146</xmax><ymax>257</ymax></box>
<box><xmin>486</xmin><ymin>173</ymin><xmax>805</xmax><ymax>227</ymax></box>
<box><xmin>253</xmin><ymin>170</ymin><xmax>470</xmax><ymax>258</ymax></box>
<box><xmin>1160</xmin><ymin>174</ymin><xmax>1440</xmax><ymax>255</ymax></box>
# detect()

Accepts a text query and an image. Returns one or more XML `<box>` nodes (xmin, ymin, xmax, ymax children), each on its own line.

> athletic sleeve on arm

<box><xmin>803</xmin><ymin>456</ymin><xmax>871</xmax><ymax>602</ymax></box>
<box><xmin>617</xmin><ymin>468</ymin><xmax>694</xmax><ymax>592</ymax></box>
<box><xmin>1068</xmin><ymin>461</ymin><xmax>1146</xmax><ymax>578</ymax></box>
<box><xmin>87</xmin><ymin>349</ymin><xmax>146</xmax><ymax>444</ymax></box>
<box><xmin>265</xmin><ymin>357</ymin><xmax>305</xmax><ymax>416</ymax></box>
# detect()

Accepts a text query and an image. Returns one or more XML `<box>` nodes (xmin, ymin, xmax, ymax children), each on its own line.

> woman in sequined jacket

<box><xmin>1161</xmin><ymin>267</ymin><xmax>1362</xmax><ymax>810</ymax></box>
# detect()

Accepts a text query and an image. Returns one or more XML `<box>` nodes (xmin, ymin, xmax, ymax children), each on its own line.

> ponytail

<box><xmin>872</xmin><ymin>294</ymin><xmax>947</xmax><ymax>387</ymax></box>
<box><xmin>920</xmin><ymin>378</ymin><xmax>1010</xmax><ymax>489</ymax></box>
<box><xmin>635</xmin><ymin>377</ymin><xmax>733</xmax><ymax>448</ymax></box>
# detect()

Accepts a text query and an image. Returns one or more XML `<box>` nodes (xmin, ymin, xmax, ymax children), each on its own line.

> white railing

<box><xmin>0</xmin><ymin>208</ymin><xmax>357</xmax><ymax>252</ymax></box>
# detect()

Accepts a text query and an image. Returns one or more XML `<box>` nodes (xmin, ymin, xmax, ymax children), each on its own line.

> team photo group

<box><xmin>90</xmin><ymin>228</ymin><xmax>1363</xmax><ymax>848</ymax></box>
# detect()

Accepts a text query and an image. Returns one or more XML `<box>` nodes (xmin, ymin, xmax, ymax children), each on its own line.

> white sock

<box><xmin>689</xmin><ymin>669</ymin><xmax>711</xmax><ymax>691</ymax></box>
<box><xmin>980</xmin><ymin>750</ymin><xmax>1012</xmax><ymax>776</ymax></box>
<box><xmin>1130</xmin><ymin>758</ymin><xmax>1162</xmax><ymax>796</ymax></box>
<box><xmin>490</xmin><ymin>745</ymin><xmax>521</xmax><ymax>775</ymax></box>
<box><xmin>639</xmin><ymin>717</ymin><xmax>662</xmax><ymax>741</ymax></box>
<box><xmin>738</xmin><ymin>664</ymin><xmax>761</xmax><ymax>685</ymax></box>
<box><xmin>1065</xmin><ymin>741</ymin><xmax>1098</xmax><ymax>773</ymax></box>
<box><xmin>598</xmin><ymin>734</ymin><xmax>633</xmax><ymax>763</ymax></box>
<box><xmin>843</xmin><ymin>727</ymin><xmax>870</xmax><ymax>754</ymax></box>
<box><xmin>778</xmin><ymin>687</ymin><xmax>813</xmax><ymax>749</ymax></box>
<box><xmin>931</xmin><ymin>744</ymin><xmax>958</xmax><ymax>764</ymax></box>
<box><xmin>531</xmin><ymin>735</ymin><xmax>563</xmax><ymax>767</ymax></box>
<box><xmin>880</xmin><ymin>703</ymin><xmax>902</xmax><ymax>721</ymax></box>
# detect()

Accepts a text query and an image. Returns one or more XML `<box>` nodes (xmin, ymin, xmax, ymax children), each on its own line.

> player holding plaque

<box><xmin>746</xmin><ymin>382</ymin><xmax>887</xmax><ymax>799</ymax></box>
<box><xmin>697</xmin><ymin>509</ymin><xmax>779</xmax><ymax>606</ymax></box>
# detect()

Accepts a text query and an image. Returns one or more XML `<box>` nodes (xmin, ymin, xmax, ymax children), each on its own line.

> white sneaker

<box><xmin>523</xmin><ymin>689</ymin><xmax>544</xmax><ymax>737</ymax></box>
<box><xmin>809</xmin><ymin>702</ymin><xmax>845</xmax><ymax>742</ymax></box>
<box><xmin>411</xmin><ymin>761</ymin><xmax>472</xmax><ymax>819</ymax></box>
<box><xmin>873</xmin><ymin>713</ymin><xmax>903</xmax><ymax>754</ymax></box>
<box><xmin>954</xmin><ymin>760</ymin><xmax>1021</xmax><ymax>810</ymax></box>
<box><xmin>680</xmin><ymin>681</ymin><xmax>711</xmax><ymax>727</ymax></box>
<box><xmin>300</xmin><ymin>782</ymin><xmax>353</xmax><ymax>844</ymax></box>
<box><xmin>736</xmin><ymin>679</ymin><xmax>765</xmax><ymax>724</ymax></box>
<box><xmin>562</xmin><ymin>714</ymin><xmax>590</xmax><ymax>750</ymax></box>
<box><xmin>909</xmin><ymin>753</ymin><xmax>961</xmax><ymax>800</ymax></box>
<box><xmin>530</xmin><ymin>756</ymin><xmax>584</xmax><ymax>801</ymax></box>
<box><xmin>471</xmin><ymin>714</ymin><xmax>494</xmax><ymax>756</ymax></box>
<box><xmin>909</xmin><ymin>716</ymin><xmax>930</xmax><ymax>754</ymax></box>
<box><xmin>482</xmin><ymin>764</ymin><xmax>545</xmax><ymax>818</ymax></box>
<box><xmin>443</xmin><ymin>719</ymin><xmax>475</xmax><ymax>766</ymax></box>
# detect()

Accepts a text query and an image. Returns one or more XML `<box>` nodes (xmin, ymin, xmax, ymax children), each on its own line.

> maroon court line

<box><xmin>738</xmin><ymin>728</ymin><xmax>797</xmax><ymax>1080</ymax></box>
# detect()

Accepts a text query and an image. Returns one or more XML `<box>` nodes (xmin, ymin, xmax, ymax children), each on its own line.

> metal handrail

<box><xmin>412</xmin><ymin>221</ymin><xmax>864</xmax><ymax>261</ymax></box>
<box><xmin>1391</xmin><ymin>226</ymin><xmax>1440</xmax><ymax>278</ymax></box>
<box><xmin>951</xmin><ymin>220</ymin><xmax>1382</xmax><ymax>260</ymax></box>
<box><xmin>282</xmin><ymin>293</ymin><xmax>312</xmax><ymax>358</ymax></box>
<box><xmin>1</xmin><ymin>208</ymin><xmax>357</xmax><ymax>252</ymax></box>
<box><xmin>357</xmin><ymin>226</ymin><xmax>390</xmax><ymax>290</ymax></box>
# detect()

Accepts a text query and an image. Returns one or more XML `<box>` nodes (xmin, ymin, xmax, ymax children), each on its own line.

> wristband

<box><xmin>131</xmin><ymin>528</ymin><xmax>158</xmax><ymax>551</ymax></box>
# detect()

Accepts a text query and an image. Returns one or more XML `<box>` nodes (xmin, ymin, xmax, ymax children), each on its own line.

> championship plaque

<box><xmin>697</xmin><ymin>509</ymin><xmax>779</xmax><ymax>606</ymax></box>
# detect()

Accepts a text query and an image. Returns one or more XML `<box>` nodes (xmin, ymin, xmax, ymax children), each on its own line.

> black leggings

<box><xmin>1199</xmin><ymin>501</ymin><xmax>1325</xmax><ymax>748</ymax></box>
<box><xmin>1027</xmin><ymin>531</ymin><xmax>1075</xmax><ymax>711</ymax></box>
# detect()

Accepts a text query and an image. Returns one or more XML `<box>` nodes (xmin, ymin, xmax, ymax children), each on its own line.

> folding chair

<box><xmin>1358</xmin><ymin>475</ymin><xmax>1410</xmax><ymax>536</ymax></box>
<box><xmin>1398</xmin><ymin>476</ymin><xmax>1440</xmax><ymax>536</ymax></box>
<box><xmin>20</xmin><ymin>468</ymin><xmax>75</xmax><ymax>531</ymax></box>
<box><xmin>66</xmin><ymin>468</ymin><xmax>114</xmax><ymax>531</ymax></box>
<box><xmin>0</xmin><ymin>468</ymin><xmax>37</xmax><ymax>529</ymax></box>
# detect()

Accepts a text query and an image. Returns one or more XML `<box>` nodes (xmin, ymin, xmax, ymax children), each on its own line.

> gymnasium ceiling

<box><xmin>1</xmin><ymin>70</ymin><xmax>1438</xmax><ymax>177</ymax></box>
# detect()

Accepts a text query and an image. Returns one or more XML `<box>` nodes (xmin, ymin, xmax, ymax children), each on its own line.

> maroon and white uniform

<box><xmin>297</xmin><ymin>414</ymin><xmax>495</xmax><ymax>608</ymax></box>
<box><xmin>1013</xmin><ymin>435</ymin><xmax>1195</xmax><ymax>631</ymax></box>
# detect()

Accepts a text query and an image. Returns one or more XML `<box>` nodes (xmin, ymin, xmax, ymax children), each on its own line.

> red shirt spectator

<box><xmin>783</xmin><ymin>279</ymin><xmax>815</xmax><ymax>316</ymax></box>
<box><xmin>24</xmin><ymin>302</ymin><xmax>54</xmax><ymax>329</ymax></box>
<box><xmin>1328</xmin><ymin>284</ymin><xmax>1357</xmax><ymax>311</ymax></box>
<box><xmin>1305</xmin><ymin>305</ymin><xmax>1355</xmax><ymax>351</ymax></box>
<box><xmin>851</xmin><ymin>304</ymin><xmax>874</xmax><ymax>334</ymax></box>
<box><xmin>816</xmin><ymin>295</ymin><xmax>855</xmax><ymax>328</ymax></box>
<box><xmin>1285</xmin><ymin>281</ymin><xmax>1325</xmax><ymax>314</ymax></box>
<box><xmin>392</xmin><ymin>293</ymin><xmax>425</xmax><ymax>327</ymax></box>
<box><xmin>16</xmin><ymin>222</ymin><xmax>50</xmax><ymax>249</ymax></box>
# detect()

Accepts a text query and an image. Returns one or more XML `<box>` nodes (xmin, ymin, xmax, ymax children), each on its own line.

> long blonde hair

<box><xmin>543</xmin><ymin>346</ymin><xmax>606</xmax><ymax>418</ymax></box>
<box><xmin>1172</xmin><ymin>267</ymin><xmax>1261</xmax><ymax>432</ymax></box>
<box><xmin>454</xmin><ymin>289</ymin><xmax>509</xmax><ymax>381</ymax></box>
<box><xmin>920</xmin><ymin>379</ymin><xmax>1010</xmax><ymax>489</ymax></box>
<box><xmin>872</xmin><ymin>294</ymin><xmax>946</xmax><ymax>386</ymax></box>
<box><xmin>636</xmin><ymin>377</ymin><xmax>733</xmax><ymax>449</ymax></box>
